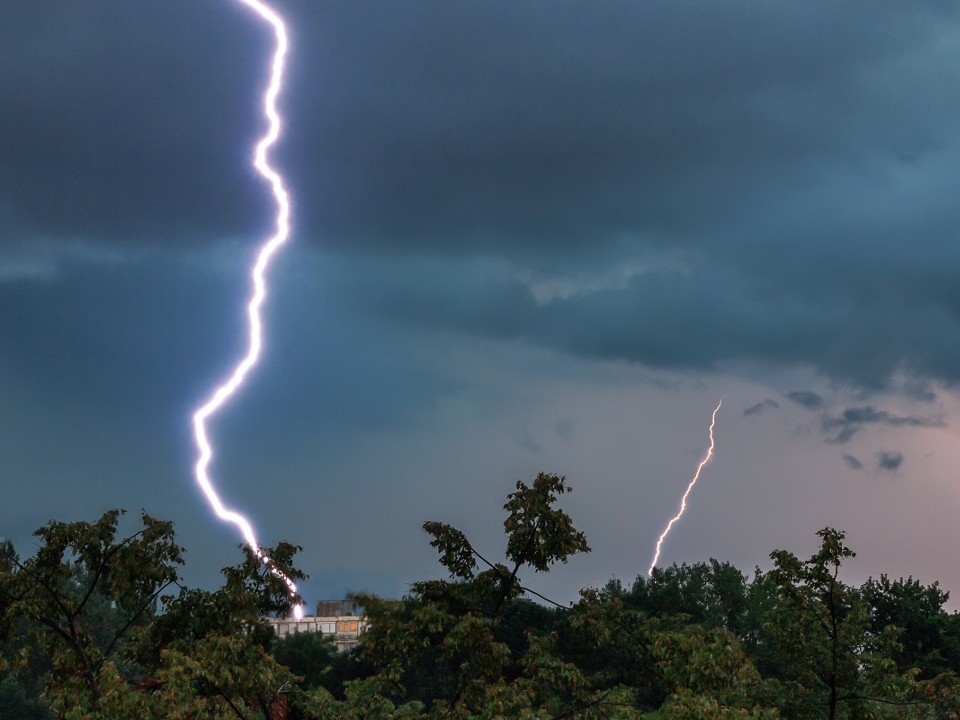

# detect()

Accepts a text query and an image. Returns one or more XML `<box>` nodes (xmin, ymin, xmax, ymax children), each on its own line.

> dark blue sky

<box><xmin>3</xmin><ymin>1</ymin><xmax>960</xmax><ymax>606</ymax></box>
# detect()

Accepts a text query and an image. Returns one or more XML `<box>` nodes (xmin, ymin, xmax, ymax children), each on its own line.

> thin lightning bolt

<box><xmin>191</xmin><ymin>0</ymin><xmax>304</xmax><ymax>618</ymax></box>
<box><xmin>647</xmin><ymin>395</ymin><xmax>726</xmax><ymax>576</ymax></box>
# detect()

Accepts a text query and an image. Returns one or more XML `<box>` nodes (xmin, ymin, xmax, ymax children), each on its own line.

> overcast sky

<box><xmin>4</xmin><ymin>1</ymin><xmax>960</xmax><ymax>608</ymax></box>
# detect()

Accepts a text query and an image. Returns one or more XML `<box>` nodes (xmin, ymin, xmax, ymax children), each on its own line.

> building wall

<box><xmin>266</xmin><ymin>600</ymin><xmax>366</xmax><ymax>652</ymax></box>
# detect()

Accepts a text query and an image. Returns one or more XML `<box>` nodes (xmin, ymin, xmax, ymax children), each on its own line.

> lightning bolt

<box><xmin>191</xmin><ymin>0</ymin><xmax>304</xmax><ymax>618</ymax></box>
<box><xmin>647</xmin><ymin>395</ymin><xmax>726</xmax><ymax>576</ymax></box>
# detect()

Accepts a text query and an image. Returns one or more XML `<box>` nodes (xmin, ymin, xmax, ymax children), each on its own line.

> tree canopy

<box><xmin>2</xmin><ymin>473</ymin><xmax>960</xmax><ymax>719</ymax></box>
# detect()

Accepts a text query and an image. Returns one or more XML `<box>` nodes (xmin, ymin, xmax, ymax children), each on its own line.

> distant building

<box><xmin>266</xmin><ymin>599</ymin><xmax>365</xmax><ymax>652</ymax></box>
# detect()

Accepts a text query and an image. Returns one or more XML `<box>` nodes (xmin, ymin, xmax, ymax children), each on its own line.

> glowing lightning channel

<box><xmin>191</xmin><ymin>0</ymin><xmax>303</xmax><ymax>618</ymax></box>
<box><xmin>647</xmin><ymin>395</ymin><xmax>726</xmax><ymax>576</ymax></box>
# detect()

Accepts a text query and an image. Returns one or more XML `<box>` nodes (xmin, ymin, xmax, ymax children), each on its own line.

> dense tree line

<box><xmin>2</xmin><ymin>473</ymin><xmax>960</xmax><ymax>718</ymax></box>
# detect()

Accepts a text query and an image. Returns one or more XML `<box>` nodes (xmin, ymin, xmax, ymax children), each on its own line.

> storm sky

<box><xmin>4</xmin><ymin>1</ymin><xmax>960</xmax><ymax>606</ymax></box>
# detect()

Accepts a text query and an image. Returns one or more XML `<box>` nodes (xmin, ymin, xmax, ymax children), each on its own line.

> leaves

<box><xmin>6</xmin><ymin>486</ymin><xmax>960</xmax><ymax>719</ymax></box>
<box><xmin>0</xmin><ymin>509</ymin><xmax>311</xmax><ymax>719</ymax></box>
<box><xmin>423</xmin><ymin>522</ymin><xmax>477</xmax><ymax>580</ymax></box>
<box><xmin>503</xmin><ymin>473</ymin><xmax>590</xmax><ymax>574</ymax></box>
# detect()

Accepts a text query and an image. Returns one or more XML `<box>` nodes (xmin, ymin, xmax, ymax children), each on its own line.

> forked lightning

<box><xmin>647</xmin><ymin>396</ymin><xmax>726</xmax><ymax>576</ymax></box>
<box><xmin>191</xmin><ymin>0</ymin><xmax>303</xmax><ymax>617</ymax></box>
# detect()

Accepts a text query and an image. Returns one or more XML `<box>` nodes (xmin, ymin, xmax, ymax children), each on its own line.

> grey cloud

<box><xmin>877</xmin><ymin>451</ymin><xmax>904</xmax><ymax>471</ymax></box>
<box><xmin>786</xmin><ymin>391</ymin><xmax>825</xmax><ymax>410</ymax></box>
<box><xmin>0</xmin><ymin>3</ymin><xmax>269</xmax><ymax>245</ymax></box>
<box><xmin>901</xmin><ymin>378</ymin><xmax>938</xmax><ymax>402</ymax></box>
<box><xmin>288</xmin><ymin>2</ymin><xmax>960</xmax><ymax>256</ymax></box>
<box><xmin>821</xmin><ymin>406</ymin><xmax>943</xmax><ymax>444</ymax></box>
<box><xmin>7</xmin><ymin>2</ymin><xmax>960</xmax><ymax>391</ymax></box>
<box><xmin>353</xmin><ymin>248</ymin><xmax>960</xmax><ymax>390</ymax></box>
<box><xmin>828</xmin><ymin>425</ymin><xmax>860</xmax><ymax>445</ymax></box>
<box><xmin>13</xmin><ymin>0</ymin><xmax>960</xmax><ymax>617</ymax></box>
<box><xmin>744</xmin><ymin>399</ymin><xmax>779</xmax><ymax>416</ymax></box>
<box><xmin>6</xmin><ymin>1</ymin><xmax>958</xmax><ymax>254</ymax></box>
<box><xmin>0</xmin><ymin>240</ymin><xmax>134</xmax><ymax>283</ymax></box>
<box><xmin>516</xmin><ymin>431</ymin><xmax>543</xmax><ymax>455</ymax></box>
<box><xmin>304</xmin><ymin>2</ymin><xmax>960</xmax><ymax>390</ymax></box>
<box><xmin>0</xmin><ymin>250</ymin><xmax>453</xmax><ymax>436</ymax></box>
<box><xmin>843</xmin><ymin>454</ymin><xmax>864</xmax><ymax>470</ymax></box>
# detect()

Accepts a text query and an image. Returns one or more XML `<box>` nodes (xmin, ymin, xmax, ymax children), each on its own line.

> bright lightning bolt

<box><xmin>191</xmin><ymin>0</ymin><xmax>304</xmax><ymax>618</ymax></box>
<box><xmin>647</xmin><ymin>395</ymin><xmax>726</xmax><ymax>577</ymax></box>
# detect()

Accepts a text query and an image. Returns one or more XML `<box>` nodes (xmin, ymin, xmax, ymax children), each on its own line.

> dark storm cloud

<box><xmin>744</xmin><ymin>399</ymin><xmax>779</xmax><ymax>417</ymax></box>
<box><xmin>514</xmin><ymin>430</ymin><xmax>542</xmax><ymax>455</ymax></box>
<box><xmin>821</xmin><ymin>406</ymin><xmax>943</xmax><ymax>444</ymax></box>
<box><xmin>354</xmin><ymin>254</ymin><xmax>854</xmax><ymax>368</ymax></box>
<box><xmin>287</xmin><ymin>1</ymin><xmax>960</xmax><ymax>254</ymax></box>
<box><xmin>6</xmin><ymin>1</ymin><xmax>960</xmax><ymax>389</ymax></box>
<box><xmin>0</xmin><ymin>250</ymin><xmax>448</xmax><ymax>441</ymax></box>
<box><xmin>876</xmin><ymin>451</ymin><xmax>904</xmax><ymax>472</ymax></box>
<box><xmin>785</xmin><ymin>392</ymin><xmax>825</xmax><ymax>411</ymax></box>
<box><xmin>0</xmin><ymin>2</ymin><xmax>275</xmax><ymax>246</ymax></box>
<box><xmin>305</xmin><ymin>1</ymin><xmax>960</xmax><ymax>389</ymax></box>
<box><xmin>843</xmin><ymin>454</ymin><xmax>864</xmax><ymax>471</ymax></box>
<box><xmin>902</xmin><ymin>379</ymin><xmax>938</xmax><ymax>403</ymax></box>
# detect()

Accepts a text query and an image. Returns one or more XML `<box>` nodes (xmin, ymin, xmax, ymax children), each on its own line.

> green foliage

<box><xmin>423</xmin><ymin>523</ymin><xmax>477</xmax><ymax>581</ymax></box>
<box><xmin>502</xmin><ymin>473</ymin><xmax>590</xmax><ymax>574</ymax></box>
<box><xmin>0</xmin><ymin>509</ymin><xmax>307</xmax><ymax>719</ymax></box>
<box><xmin>345</xmin><ymin>472</ymin><xmax>601</xmax><ymax>718</ymax></box>
<box><xmin>145</xmin><ymin>538</ymin><xmax>305</xmax><ymax>663</ymax></box>
<box><xmin>0</xmin><ymin>670</ymin><xmax>53</xmax><ymax>719</ymax></box>
<box><xmin>4</xmin><ymin>478</ymin><xmax>960</xmax><ymax>719</ymax></box>
<box><xmin>763</xmin><ymin>528</ymin><xmax>865</xmax><ymax>719</ymax></box>
<box><xmin>273</xmin><ymin>630</ymin><xmax>338</xmax><ymax>692</ymax></box>
<box><xmin>621</xmin><ymin>559</ymin><xmax>749</xmax><ymax>633</ymax></box>
<box><xmin>423</xmin><ymin>472</ymin><xmax>590</xmax><ymax>619</ymax></box>
<box><xmin>754</xmin><ymin>528</ymin><xmax>959</xmax><ymax>720</ymax></box>
<box><xmin>861</xmin><ymin>574</ymin><xmax>960</xmax><ymax>678</ymax></box>
<box><xmin>0</xmin><ymin>510</ymin><xmax>183</xmax><ymax>711</ymax></box>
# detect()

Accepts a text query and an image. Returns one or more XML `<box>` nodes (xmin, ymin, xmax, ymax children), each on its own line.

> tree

<box><xmin>0</xmin><ymin>539</ymin><xmax>55</xmax><ymax>719</ymax></box>
<box><xmin>8</xmin><ymin>489</ymin><xmax>960</xmax><ymax>719</ymax></box>
<box><xmin>0</xmin><ymin>510</ymin><xmax>182</xmax><ymax>712</ymax></box>
<box><xmin>342</xmin><ymin>472</ymin><xmax>596</xmax><ymax>717</ymax></box>
<box><xmin>766</xmin><ymin>529</ymin><xmax>864</xmax><ymax>719</ymax></box>
<box><xmin>0</xmin><ymin>509</ymin><xmax>307</xmax><ymax>719</ymax></box>
<box><xmin>650</xmin><ymin>620</ymin><xmax>778</xmax><ymax>720</ymax></box>
<box><xmin>621</xmin><ymin>559</ymin><xmax>749</xmax><ymax>634</ymax></box>
<box><xmin>761</xmin><ymin>528</ymin><xmax>957</xmax><ymax>720</ymax></box>
<box><xmin>273</xmin><ymin>630</ymin><xmax>338</xmax><ymax>692</ymax></box>
<box><xmin>311</xmin><ymin>473</ymin><xmax>781</xmax><ymax>719</ymax></box>
<box><xmin>860</xmin><ymin>574</ymin><xmax>960</xmax><ymax>678</ymax></box>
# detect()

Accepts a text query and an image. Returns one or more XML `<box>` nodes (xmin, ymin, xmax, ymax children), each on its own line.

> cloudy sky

<box><xmin>4</xmin><ymin>0</ymin><xmax>960</xmax><ymax>608</ymax></box>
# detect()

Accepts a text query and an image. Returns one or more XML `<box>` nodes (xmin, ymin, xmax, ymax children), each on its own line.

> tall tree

<box><xmin>0</xmin><ymin>510</ymin><xmax>182</xmax><ymax>711</ymax></box>
<box><xmin>0</xmin><ymin>510</ymin><xmax>306</xmax><ymax>719</ymax></box>
<box><xmin>860</xmin><ymin>574</ymin><xmax>960</xmax><ymax>678</ymax></box>
<box><xmin>762</xmin><ymin>528</ymin><xmax>957</xmax><ymax>720</ymax></box>
<box><xmin>623</xmin><ymin>559</ymin><xmax>749</xmax><ymax>633</ymax></box>
<box><xmin>349</xmin><ymin>473</ymin><xmax>595</xmax><ymax>716</ymax></box>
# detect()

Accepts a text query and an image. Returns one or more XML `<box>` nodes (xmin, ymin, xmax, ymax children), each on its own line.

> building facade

<box><xmin>266</xmin><ymin>599</ymin><xmax>365</xmax><ymax>652</ymax></box>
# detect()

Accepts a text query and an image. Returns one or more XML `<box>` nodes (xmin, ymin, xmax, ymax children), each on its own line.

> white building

<box><xmin>266</xmin><ymin>599</ymin><xmax>365</xmax><ymax>652</ymax></box>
